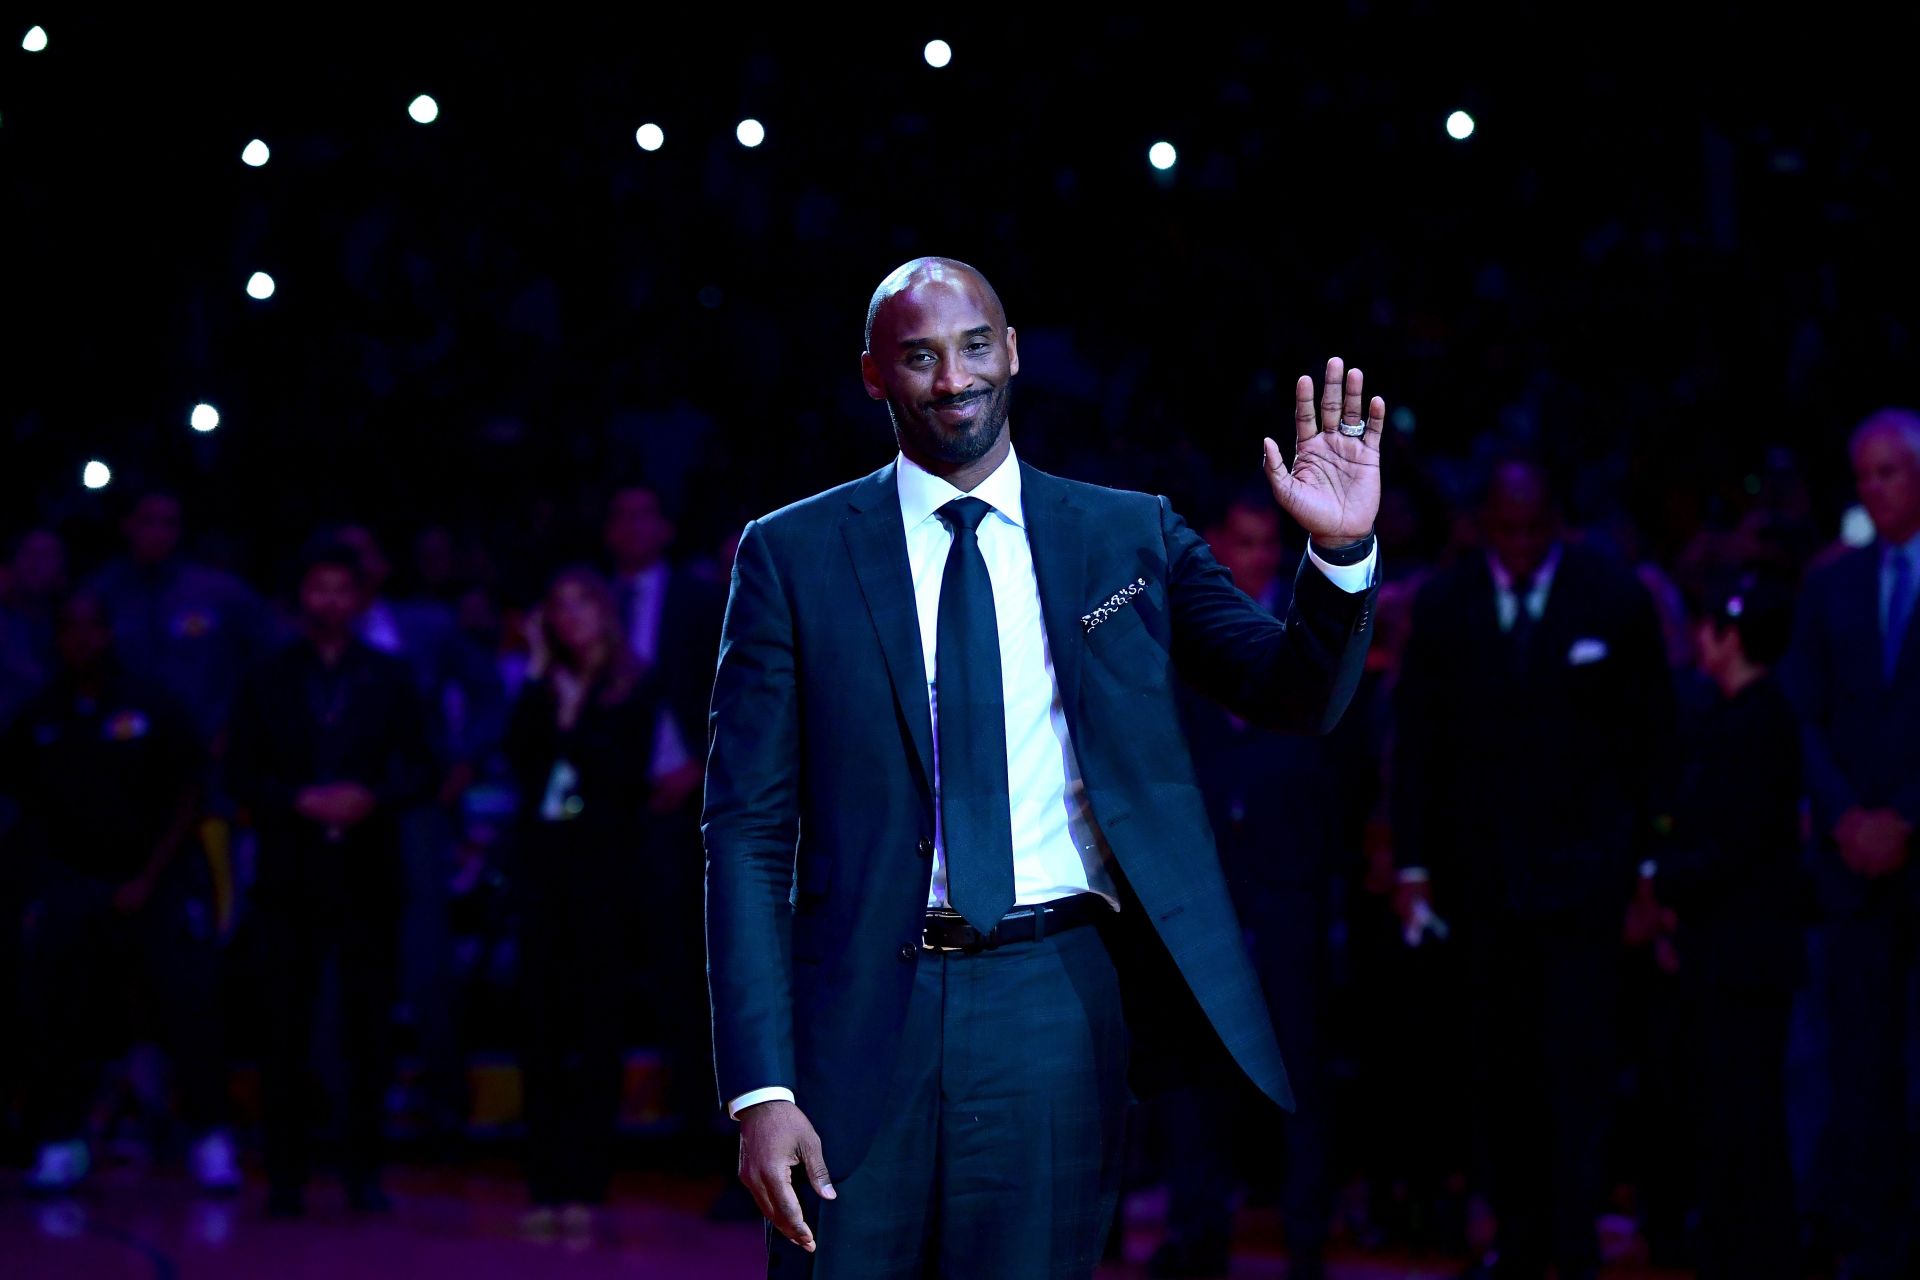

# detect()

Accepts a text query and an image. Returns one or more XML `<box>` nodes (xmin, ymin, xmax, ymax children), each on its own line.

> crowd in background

<box><xmin>2</xmin><ymin>404</ymin><xmax>1915</xmax><ymax>1278</ymax></box>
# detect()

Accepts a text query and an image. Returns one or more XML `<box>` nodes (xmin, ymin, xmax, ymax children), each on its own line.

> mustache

<box><xmin>925</xmin><ymin>388</ymin><xmax>992</xmax><ymax>412</ymax></box>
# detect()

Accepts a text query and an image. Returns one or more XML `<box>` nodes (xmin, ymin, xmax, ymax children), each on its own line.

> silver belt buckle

<box><xmin>922</xmin><ymin>910</ymin><xmax>979</xmax><ymax>952</ymax></box>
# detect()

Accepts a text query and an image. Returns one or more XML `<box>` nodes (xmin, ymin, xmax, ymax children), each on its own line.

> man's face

<box><xmin>125</xmin><ymin>496</ymin><xmax>183</xmax><ymax>566</ymax></box>
<box><xmin>605</xmin><ymin>489</ymin><xmax>674</xmax><ymax>569</ymax></box>
<box><xmin>300</xmin><ymin>565</ymin><xmax>365</xmax><ymax>635</ymax></box>
<box><xmin>862</xmin><ymin>274</ymin><xmax>1018</xmax><ymax>470</ymax></box>
<box><xmin>1482</xmin><ymin>467</ymin><xmax>1555</xmax><ymax>583</ymax></box>
<box><xmin>1853</xmin><ymin>429</ymin><xmax>1920</xmax><ymax>542</ymax></box>
<box><xmin>1208</xmin><ymin>504</ymin><xmax>1284</xmax><ymax>595</ymax></box>
<box><xmin>54</xmin><ymin>598</ymin><xmax>113</xmax><ymax>673</ymax></box>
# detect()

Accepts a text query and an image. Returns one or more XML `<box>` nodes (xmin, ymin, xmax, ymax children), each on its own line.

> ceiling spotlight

<box><xmin>246</xmin><ymin>271</ymin><xmax>276</xmax><ymax>300</ymax></box>
<box><xmin>190</xmin><ymin>403</ymin><xmax>221</xmax><ymax>433</ymax></box>
<box><xmin>409</xmin><ymin>94</ymin><xmax>439</xmax><ymax>125</ymax></box>
<box><xmin>1148</xmin><ymin>141</ymin><xmax>1178</xmax><ymax>171</ymax></box>
<box><xmin>83</xmin><ymin>460</ymin><xmax>111</xmax><ymax>490</ymax></box>
<box><xmin>1446</xmin><ymin>110</ymin><xmax>1475</xmax><ymax>141</ymax></box>
<box><xmin>22</xmin><ymin>25</ymin><xmax>48</xmax><ymax>53</ymax></box>
<box><xmin>635</xmin><ymin>122</ymin><xmax>664</xmax><ymax>151</ymax></box>
<box><xmin>924</xmin><ymin>40</ymin><xmax>952</xmax><ymax>68</ymax></box>
<box><xmin>241</xmin><ymin>138</ymin><xmax>270</xmax><ymax>167</ymax></box>
<box><xmin>735</xmin><ymin>118</ymin><xmax>765</xmax><ymax>148</ymax></box>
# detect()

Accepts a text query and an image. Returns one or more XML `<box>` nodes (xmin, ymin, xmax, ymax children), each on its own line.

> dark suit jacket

<box><xmin>1391</xmin><ymin>544</ymin><xmax>1673</xmax><ymax>919</ymax></box>
<box><xmin>1783</xmin><ymin>543</ymin><xmax>1920</xmax><ymax>918</ymax></box>
<box><xmin>704</xmin><ymin>458</ymin><xmax>1375</xmax><ymax>1178</ymax></box>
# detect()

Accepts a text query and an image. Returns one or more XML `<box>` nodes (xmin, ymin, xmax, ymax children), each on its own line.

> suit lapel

<box><xmin>1020</xmin><ymin>463</ymin><xmax>1088</xmax><ymax>737</ymax></box>
<box><xmin>841</xmin><ymin>464</ymin><xmax>936</xmax><ymax>799</ymax></box>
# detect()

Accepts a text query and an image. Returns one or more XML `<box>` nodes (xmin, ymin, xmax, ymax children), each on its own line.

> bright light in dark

<box><xmin>21</xmin><ymin>25</ymin><xmax>47</xmax><ymax>53</ymax></box>
<box><xmin>241</xmin><ymin>139</ymin><xmax>270</xmax><ymax>167</ymax></box>
<box><xmin>409</xmin><ymin>95</ymin><xmax>440</xmax><ymax>125</ymax></box>
<box><xmin>246</xmin><ymin>272</ymin><xmax>276</xmax><ymax>300</ymax></box>
<box><xmin>1446</xmin><ymin>110</ymin><xmax>1475</xmax><ymax>141</ymax></box>
<box><xmin>735</xmin><ymin>118</ymin><xmax>765</xmax><ymax>148</ymax></box>
<box><xmin>83</xmin><ymin>460</ymin><xmax>111</xmax><ymax>490</ymax></box>
<box><xmin>924</xmin><ymin>40</ymin><xmax>952</xmax><ymax>68</ymax></box>
<box><xmin>190</xmin><ymin>403</ymin><xmax>221</xmax><ymax>433</ymax></box>
<box><xmin>1148</xmin><ymin>141</ymin><xmax>1177</xmax><ymax>171</ymax></box>
<box><xmin>635</xmin><ymin>123</ymin><xmax>664</xmax><ymax>152</ymax></box>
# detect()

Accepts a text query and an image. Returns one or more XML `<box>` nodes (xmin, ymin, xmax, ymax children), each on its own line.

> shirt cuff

<box><xmin>728</xmin><ymin>1086</ymin><xmax>795</xmax><ymax>1118</ymax></box>
<box><xmin>1307</xmin><ymin>541</ymin><xmax>1379</xmax><ymax>594</ymax></box>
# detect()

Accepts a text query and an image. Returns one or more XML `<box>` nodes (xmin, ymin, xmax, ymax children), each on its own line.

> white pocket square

<box><xmin>1567</xmin><ymin>637</ymin><xmax>1610</xmax><ymax>665</ymax></box>
<box><xmin>1082</xmin><ymin>578</ymin><xmax>1148</xmax><ymax>633</ymax></box>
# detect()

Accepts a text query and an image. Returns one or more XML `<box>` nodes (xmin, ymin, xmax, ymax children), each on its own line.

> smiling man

<box><xmin>704</xmin><ymin>257</ymin><xmax>1383</xmax><ymax>1279</ymax></box>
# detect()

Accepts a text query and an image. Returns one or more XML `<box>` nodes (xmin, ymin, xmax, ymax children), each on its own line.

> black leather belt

<box><xmin>921</xmin><ymin>893</ymin><xmax>1114</xmax><ymax>953</ymax></box>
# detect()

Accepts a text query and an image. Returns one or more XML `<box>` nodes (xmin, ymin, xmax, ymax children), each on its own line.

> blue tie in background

<box><xmin>935</xmin><ymin>496</ymin><xmax>1016</xmax><ymax>934</ymax></box>
<box><xmin>1887</xmin><ymin>546</ymin><xmax>1916</xmax><ymax>683</ymax></box>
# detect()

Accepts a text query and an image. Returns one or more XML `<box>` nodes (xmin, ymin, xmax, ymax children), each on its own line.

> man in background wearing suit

<box><xmin>705</xmin><ymin>256</ymin><xmax>1382</xmax><ymax>1279</ymax></box>
<box><xmin>1392</xmin><ymin>459</ymin><xmax>1673</xmax><ymax>1280</ymax></box>
<box><xmin>1786</xmin><ymin>410</ymin><xmax>1920</xmax><ymax>1280</ymax></box>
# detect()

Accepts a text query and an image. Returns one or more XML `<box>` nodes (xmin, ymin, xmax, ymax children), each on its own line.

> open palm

<box><xmin>1261</xmin><ymin>357</ymin><xmax>1384</xmax><ymax>545</ymax></box>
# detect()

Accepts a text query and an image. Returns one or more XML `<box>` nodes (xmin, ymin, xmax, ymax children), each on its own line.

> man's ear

<box><xmin>1006</xmin><ymin>326</ymin><xmax>1019</xmax><ymax>378</ymax></box>
<box><xmin>859</xmin><ymin>351</ymin><xmax>886</xmax><ymax>401</ymax></box>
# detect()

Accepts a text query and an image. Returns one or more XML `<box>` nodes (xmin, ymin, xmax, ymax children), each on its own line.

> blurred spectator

<box><xmin>601</xmin><ymin>484</ymin><xmax>723</xmax><ymax>812</ymax></box>
<box><xmin>228</xmin><ymin>541</ymin><xmax>432</xmax><ymax>1217</ymax></box>
<box><xmin>1391</xmin><ymin>459</ymin><xmax>1674</xmax><ymax>1280</ymax></box>
<box><xmin>1784</xmin><ymin>409</ymin><xmax>1920</xmax><ymax>1278</ymax></box>
<box><xmin>0</xmin><ymin>528</ymin><xmax>67</xmax><ymax>724</ymax></box>
<box><xmin>601</xmin><ymin>484</ymin><xmax>725</xmax><ymax>1127</ymax></box>
<box><xmin>503</xmin><ymin>569</ymin><xmax>660</xmax><ymax>1228</ymax></box>
<box><xmin>335</xmin><ymin>523</ymin><xmax>508</xmax><ymax>1135</ymax></box>
<box><xmin>2</xmin><ymin>594</ymin><xmax>235</xmax><ymax>1195</ymax></box>
<box><xmin>1151</xmin><ymin>490</ymin><xmax>1338</xmax><ymax>1280</ymax></box>
<box><xmin>85</xmin><ymin>490</ymin><xmax>272</xmax><ymax>751</ymax></box>
<box><xmin>1637</xmin><ymin>571</ymin><xmax>1803</xmax><ymax>1279</ymax></box>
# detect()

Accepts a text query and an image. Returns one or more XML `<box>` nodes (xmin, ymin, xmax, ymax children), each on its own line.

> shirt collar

<box><xmin>895</xmin><ymin>443</ymin><xmax>1026</xmax><ymax>532</ymax></box>
<box><xmin>1489</xmin><ymin>541</ymin><xmax>1563</xmax><ymax>595</ymax></box>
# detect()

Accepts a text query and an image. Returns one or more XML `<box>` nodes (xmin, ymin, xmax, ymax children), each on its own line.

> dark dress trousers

<box><xmin>705</xmin><ymin>459</ymin><xmax>1374</xmax><ymax>1275</ymax></box>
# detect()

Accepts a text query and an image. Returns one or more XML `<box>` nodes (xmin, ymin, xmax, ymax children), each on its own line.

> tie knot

<box><xmin>939</xmin><ymin>496</ymin><xmax>994</xmax><ymax>535</ymax></box>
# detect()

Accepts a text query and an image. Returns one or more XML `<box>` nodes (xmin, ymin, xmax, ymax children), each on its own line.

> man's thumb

<box><xmin>800</xmin><ymin>1133</ymin><xmax>836</xmax><ymax>1199</ymax></box>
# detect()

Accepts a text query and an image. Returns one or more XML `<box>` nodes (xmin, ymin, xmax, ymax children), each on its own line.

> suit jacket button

<box><xmin>917</xmin><ymin>837</ymin><xmax>934</xmax><ymax>858</ymax></box>
<box><xmin>898</xmin><ymin>944</ymin><xmax>918</xmax><ymax>962</ymax></box>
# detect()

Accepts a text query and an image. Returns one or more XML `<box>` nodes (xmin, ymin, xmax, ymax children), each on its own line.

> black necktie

<box><xmin>936</xmin><ymin>497</ymin><xmax>1016</xmax><ymax>933</ymax></box>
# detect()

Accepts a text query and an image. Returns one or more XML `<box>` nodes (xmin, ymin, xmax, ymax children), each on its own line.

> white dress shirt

<box><xmin>727</xmin><ymin>444</ymin><xmax>1378</xmax><ymax>1117</ymax></box>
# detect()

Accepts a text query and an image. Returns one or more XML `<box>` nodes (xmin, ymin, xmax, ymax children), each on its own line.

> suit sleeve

<box><xmin>1161</xmin><ymin>498</ymin><xmax>1374</xmax><ymax>735</ymax></box>
<box><xmin>703</xmin><ymin>519</ymin><xmax>802</xmax><ymax>1109</ymax></box>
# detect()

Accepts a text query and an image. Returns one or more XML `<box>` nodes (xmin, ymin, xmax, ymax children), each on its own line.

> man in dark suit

<box><xmin>1784</xmin><ymin>410</ymin><xmax>1920</xmax><ymax>1280</ymax></box>
<box><xmin>705</xmin><ymin>257</ymin><xmax>1382</xmax><ymax>1279</ymax></box>
<box><xmin>1391</xmin><ymin>460</ymin><xmax>1673</xmax><ymax>1280</ymax></box>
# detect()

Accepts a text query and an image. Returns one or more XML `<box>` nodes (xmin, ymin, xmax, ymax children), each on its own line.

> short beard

<box><xmin>889</xmin><ymin>381</ymin><xmax>1011</xmax><ymax>467</ymax></box>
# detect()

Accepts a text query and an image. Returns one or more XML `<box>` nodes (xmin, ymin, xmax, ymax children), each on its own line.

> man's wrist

<box><xmin>1309</xmin><ymin>530</ymin><xmax>1376</xmax><ymax>565</ymax></box>
<box><xmin>728</xmin><ymin>1086</ymin><xmax>796</xmax><ymax>1118</ymax></box>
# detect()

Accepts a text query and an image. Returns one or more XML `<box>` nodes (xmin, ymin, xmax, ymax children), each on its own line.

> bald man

<box><xmin>704</xmin><ymin>257</ymin><xmax>1383</xmax><ymax>1278</ymax></box>
<box><xmin>1784</xmin><ymin>411</ymin><xmax>1920</xmax><ymax>1278</ymax></box>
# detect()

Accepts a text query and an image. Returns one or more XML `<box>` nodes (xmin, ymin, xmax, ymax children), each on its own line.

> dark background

<box><xmin>7</xmin><ymin>13</ymin><xmax>1916</xmax><ymax>587</ymax></box>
